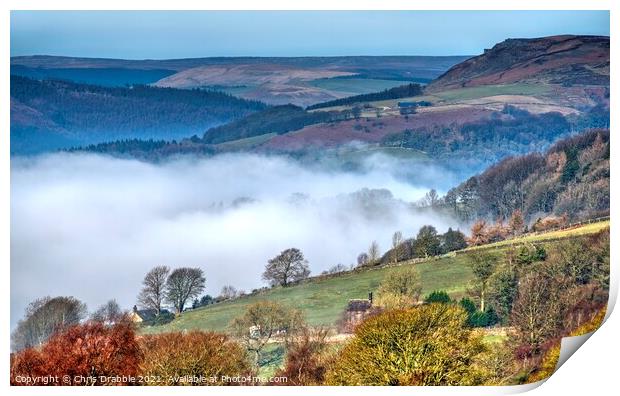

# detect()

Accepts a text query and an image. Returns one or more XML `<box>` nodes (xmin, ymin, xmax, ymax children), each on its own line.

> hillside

<box><xmin>202</xmin><ymin>104</ymin><xmax>350</xmax><ymax>144</ymax></box>
<box><xmin>10</xmin><ymin>64</ymin><xmax>176</xmax><ymax>87</ymax></box>
<box><xmin>80</xmin><ymin>101</ymin><xmax>608</xmax><ymax>177</ymax></box>
<box><xmin>442</xmin><ymin>129</ymin><xmax>610</xmax><ymax>222</ymax></box>
<box><xmin>427</xmin><ymin>35</ymin><xmax>609</xmax><ymax>92</ymax></box>
<box><xmin>63</xmin><ymin>34</ymin><xmax>609</xmax><ymax>174</ymax></box>
<box><xmin>11</xmin><ymin>55</ymin><xmax>468</xmax><ymax>106</ymax></box>
<box><xmin>306</xmin><ymin>83</ymin><xmax>423</xmax><ymax>110</ymax></box>
<box><xmin>143</xmin><ymin>253</ymin><xmax>475</xmax><ymax>334</ymax></box>
<box><xmin>10</xmin><ymin>75</ymin><xmax>266</xmax><ymax>154</ymax></box>
<box><xmin>141</xmin><ymin>220</ymin><xmax>608</xmax><ymax>335</ymax></box>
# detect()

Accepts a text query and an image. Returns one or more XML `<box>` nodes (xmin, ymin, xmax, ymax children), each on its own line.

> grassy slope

<box><xmin>215</xmin><ymin>133</ymin><xmax>278</xmax><ymax>151</ymax></box>
<box><xmin>335</xmin><ymin>146</ymin><xmax>429</xmax><ymax>162</ymax></box>
<box><xmin>313</xmin><ymin>83</ymin><xmax>551</xmax><ymax>113</ymax></box>
<box><xmin>432</xmin><ymin>83</ymin><xmax>550</xmax><ymax>102</ymax></box>
<box><xmin>141</xmin><ymin>220</ymin><xmax>608</xmax><ymax>336</ymax></box>
<box><xmin>308</xmin><ymin>78</ymin><xmax>412</xmax><ymax>95</ymax></box>
<box><xmin>142</xmin><ymin>255</ymin><xmax>474</xmax><ymax>335</ymax></box>
<box><xmin>465</xmin><ymin>220</ymin><xmax>609</xmax><ymax>252</ymax></box>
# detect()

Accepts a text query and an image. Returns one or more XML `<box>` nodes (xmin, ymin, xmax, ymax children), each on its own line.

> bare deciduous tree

<box><xmin>467</xmin><ymin>252</ymin><xmax>498</xmax><ymax>312</ymax></box>
<box><xmin>508</xmin><ymin>209</ymin><xmax>526</xmax><ymax>236</ymax></box>
<box><xmin>91</xmin><ymin>299</ymin><xmax>124</xmax><ymax>324</ymax></box>
<box><xmin>367</xmin><ymin>241</ymin><xmax>380</xmax><ymax>264</ymax></box>
<box><xmin>390</xmin><ymin>231</ymin><xmax>405</xmax><ymax>263</ymax></box>
<box><xmin>262</xmin><ymin>248</ymin><xmax>310</xmax><ymax>287</ymax></box>
<box><xmin>376</xmin><ymin>267</ymin><xmax>422</xmax><ymax>309</ymax></box>
<box><xmin>220</xmin><ymin>285</ymin><xmax>238</xmax><ymax>300</ymax></box>
<box><xmin>357</xmin><ymin>252</ymin><xmax>369</xmax><ymax>267</ymax></box>
<box><xmin>323</xmin><ymin>263</ymin><xmax>349</xmax><ymax>275</ymax></box>
<box><xmin>230</xmin><ymin>301</ymin><xmax>305</xmax><ymax>364</ymax></box>
<box><xmin>138</xmin><ymin>265</ymin><xmax>170</xmax><ymax>316</ymax></box>
<box><xmin>423</xmin><ymin>189</ymin><xmax>440</xmax><ymax>208</ymax></box>
<box><xmin>166</xmin><ymin>267</ymin><xmax>206</xmax><ymax>313</ymax></box>
<box><xmin>11</xmin><ymin>296</ymin><xmax>87</xmax><ymax>351</ymax></box>
<box><xmin>510</xmin><ymin>272</ymin><xmax>564</xmax><ymax>352</ymax></box>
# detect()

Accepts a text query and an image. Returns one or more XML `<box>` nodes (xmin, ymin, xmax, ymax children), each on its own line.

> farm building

<box><xmin>340</xmin><ymin>293</ymin><xmax>375</xmax><ymax>333</ymax></box>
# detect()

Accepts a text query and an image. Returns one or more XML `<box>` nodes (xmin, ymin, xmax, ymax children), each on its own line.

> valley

<box><xmin>9</xmin><ymin>21</ymin><xmax>611</xmax><ymax>387</ymax></box>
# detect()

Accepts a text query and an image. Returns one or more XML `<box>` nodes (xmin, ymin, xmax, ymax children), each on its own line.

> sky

<box><xmin>11</xmin><ymin>10</ymin><xmax>610</xmax><ymax>59</ymax></box>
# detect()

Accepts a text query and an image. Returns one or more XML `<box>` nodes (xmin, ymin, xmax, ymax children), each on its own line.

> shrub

<box><xmin>459</xmin><ymin>297</ymin><xmax>498</xmax><ymax>327</ymax></box>
<box><xmin>376</xmin><ymin>267</ymin><xmax>422</xmax><ymax>309</ymax></box>
<box><xmin>275</xmin><ymin>327</ymin><xmax>331</xmax><ymax>386</ymax></box>
<box><xmin>515</xmin><ymin>244</ymin><xmax>546</xmax><ymax>265</ymax></box>
<box><xmin>230</xmin><ymin>301</ymin><xmax>305</xmax><ymax>364</ymax></box>
<box><xmin>468</xmin><ymin>308</ymin><xmax>499</xmax><ymax>328</ymax></box>
<box><xmin>424</xmin><ymin>290</ymin><xmax>451</xmax><ymax>304</ymax></box>
<box><xmin>10</xmin><ymin>320</ymin><xmax>141</xmax><ymax>386</ymax></box>
<box><xmin>326</xmin><ymin>304</ymin><xmax>486</xmax><ymax>385</ymax></box>
<box><xmin>528</xmin><ymin>308</ymin><xmax>606</xmax><ymax>383</ymax></box>
<box><xmin>144</xmin><ymin>310</ymin><xmax>175</xmax><ymax>326</ymax></box>
<box><xmin>139</xmin><ymin>331</ymin><xmax>252</xmax><ymax>385</ymax></box>
<box><xmin>459</xmin><ymin>297</ymin><xmax>477</xmax><ymax>314</ymax></box>
<box><xmin>471</xmin><ymin>342</ymin><xmax>516</xmax><ymax>385</ymax></box>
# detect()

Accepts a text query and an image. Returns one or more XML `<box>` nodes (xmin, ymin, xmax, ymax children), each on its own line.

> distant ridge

<box><xmin>427</xmin><ymin>35</ymin><xmax>609</xmax><ymax>92</ymax></box>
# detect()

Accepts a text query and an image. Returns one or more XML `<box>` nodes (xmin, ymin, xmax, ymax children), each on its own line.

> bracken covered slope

<box><xmin>427</xmin><ymin>35</ymin><xmax>609</xmax><ymax>92</ymax></box>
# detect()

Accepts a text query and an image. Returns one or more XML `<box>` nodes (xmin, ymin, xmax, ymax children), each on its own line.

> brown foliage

<box><xmin>531</xmin><ymin>214</ymin><xmax>568</xmax><ymax>232</ymax></box>
<box><xmin>528</xmin><ymin>307</ymin><xmax>606</xmax><ymax>383</ymax></box>
<box><xmin>468</xmin><ymin>219</ymin><xmax>489</xmax><ymax>246</ymax></box>
<box><xmin>275</xmin><ymin>327</ymin><xmax>331</xmax><ymax>386</ymax></box>
<box><xmin>486</xmin><ymin>218</ymin><xmax>509</xmax><ymax>243</ymax></box>
<box><xmin>10</xmin><ymin>348</ymin><xmax>46</xmax><ymax>384</ymax></box>
<box><xmin>10</xmin><ymin>319</ymin><xmax>141</xmax><ymax>386</ymax></box>
<box><xmin>139</xmin><ymin>331</ymin><xmax>252</xmax><ymax>385</ymax></box>
<box><xmin>230</xmin><ymin>301</ymin><xmax>305</xmax><ymax>365</ymax></box>
<box><xmin>508</xmin><ymin>209</ymin><xmax>525</xmax><ymax>236</ymax></box>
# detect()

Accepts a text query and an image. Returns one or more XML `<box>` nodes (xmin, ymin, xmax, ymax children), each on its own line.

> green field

<box><xmin>433</xmin><ymin>83</ymin><xmax>551</xmax><ymax>102</ymax></box>
<box><xmin>309</xmin><ymin>78</ymin><xmax>412</xmax><ymax>95</ymax></box>
<box><xmin>141</xmin><ymin>255</ymin><xmax>475</xmax><ymax>335</ymax></box>
<box><xmin>140</xmin><ymin>220</ymin><xmax>608</xmax><ymax>336</ymax></box>
<box><xmin>465</xmin><ymin>220</ymin><xmax>610</xmax><ymax>252</ymax></box>
<box><xmin>316</xmin><ymin>82</ymin><xmax>553</xmax><ymax>113</ymax></box>
<box><xmin>215</xmin><ymin>133</ymin><xmax>277</xmax><ymax>151</ymax></box>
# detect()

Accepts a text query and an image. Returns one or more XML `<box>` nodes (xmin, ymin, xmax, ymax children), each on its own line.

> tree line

<box><xmin>11</xmin><ymin>75</ymin><xmax>267</xmax><ymax>154</ymax></box>
<box><xmin>306</xmin><ymin>83</ymin><xmax>423</xmax><ymax>110</ymax></box>
<box><xmin>437</xmin><ymin>128</ymin><xmax>609</xmax><ymax>223</ymax></box>
<box><xmin>357</xmin><ymin>226</ymin><xmax>467</xmax><ymax>268</ymax></box>
<box><xmin>10</xmin><ymin>224</ymin><xmax>609</xmax><ymax>385</ymax></box>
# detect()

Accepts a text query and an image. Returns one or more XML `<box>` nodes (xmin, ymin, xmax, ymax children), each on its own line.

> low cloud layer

<box><xmin>11</xmin><ymin>152</ymin><xmax>457</xmax><ymax>327</ymax></box>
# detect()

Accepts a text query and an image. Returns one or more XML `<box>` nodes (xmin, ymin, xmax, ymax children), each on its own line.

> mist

<box><xmin>11</xmin><ymin>152</ymin><xmax>459</xmax><ymax>327</ymax></box>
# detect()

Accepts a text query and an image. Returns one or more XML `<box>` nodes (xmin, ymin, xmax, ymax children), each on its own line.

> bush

<box><xmin>143</xmin><ymin>311</ymin><xmax>175</xmax><ymax>326</ymax></box>
<box><xmin>468</xmin><ymin>308</ymin><xmax>499</xmax><ymax>328</ymax></box>
<box><xmin>139</xmin><ymin>331</ymin><xmax>252</xmax><ymax>385</ymax></box>
<box><xmin>326</xmin><ymin>304</ymin><xmax>486</xmax><ymax>385</ymax></box>
<box><xmin>459</xmin><ymin>297</ymin><xmax>477</xmax><ymax>314</ymax></box>
<box><xmin>459</xmin><ymin>297</ymin><xmax>498</xmax><ymax>327</ymax></box>
<box><xmin>528</xmin><ymin>308</ymin><xmax>606</xmax><ymax>383</ymax></box>
<box><xmin>515</xmin><ymin>244</ymin><xmax>546</xmax><ymax>265</ymax></box>
<box><xmin>275</xmin><ymin>327</ymin><xmax>331</xmax><ymax>386</ymax></box>
<box><xmin>10</xmin><ymin>320</ymin><xmax>141</xmax><ymax>386</ymax></box>
<box><xmin>424</xmin><ymin>290</ymin><xmax>452</xmax><ymax>304</ymax></box>
<box><xmin>230</xmin><ymin>301</ymin><xmax>305</xmax><ymax>364</ymax></box>
<box><xmin>376</xmin><ymin>267</ymin><xmax>422</xmax><ymax>309</ymax></box>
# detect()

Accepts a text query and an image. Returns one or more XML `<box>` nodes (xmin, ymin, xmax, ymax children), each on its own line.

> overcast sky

<box><xmin>11</xmin><ymin>10</ymin><xmax>609</xmax><ymax>59</ymax></box>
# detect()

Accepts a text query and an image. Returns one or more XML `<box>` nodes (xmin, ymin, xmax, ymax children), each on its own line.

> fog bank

<box><xmin>11</xmin><ymin>152</ymin><xmax>457</xmax><ymax>327</ymax></box>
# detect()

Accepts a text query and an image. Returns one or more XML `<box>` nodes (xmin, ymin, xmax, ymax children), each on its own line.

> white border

<box><xmin>2</xmin><ymin>1</ymin><xmax>616</xmax><ymax>396</ymax></box>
